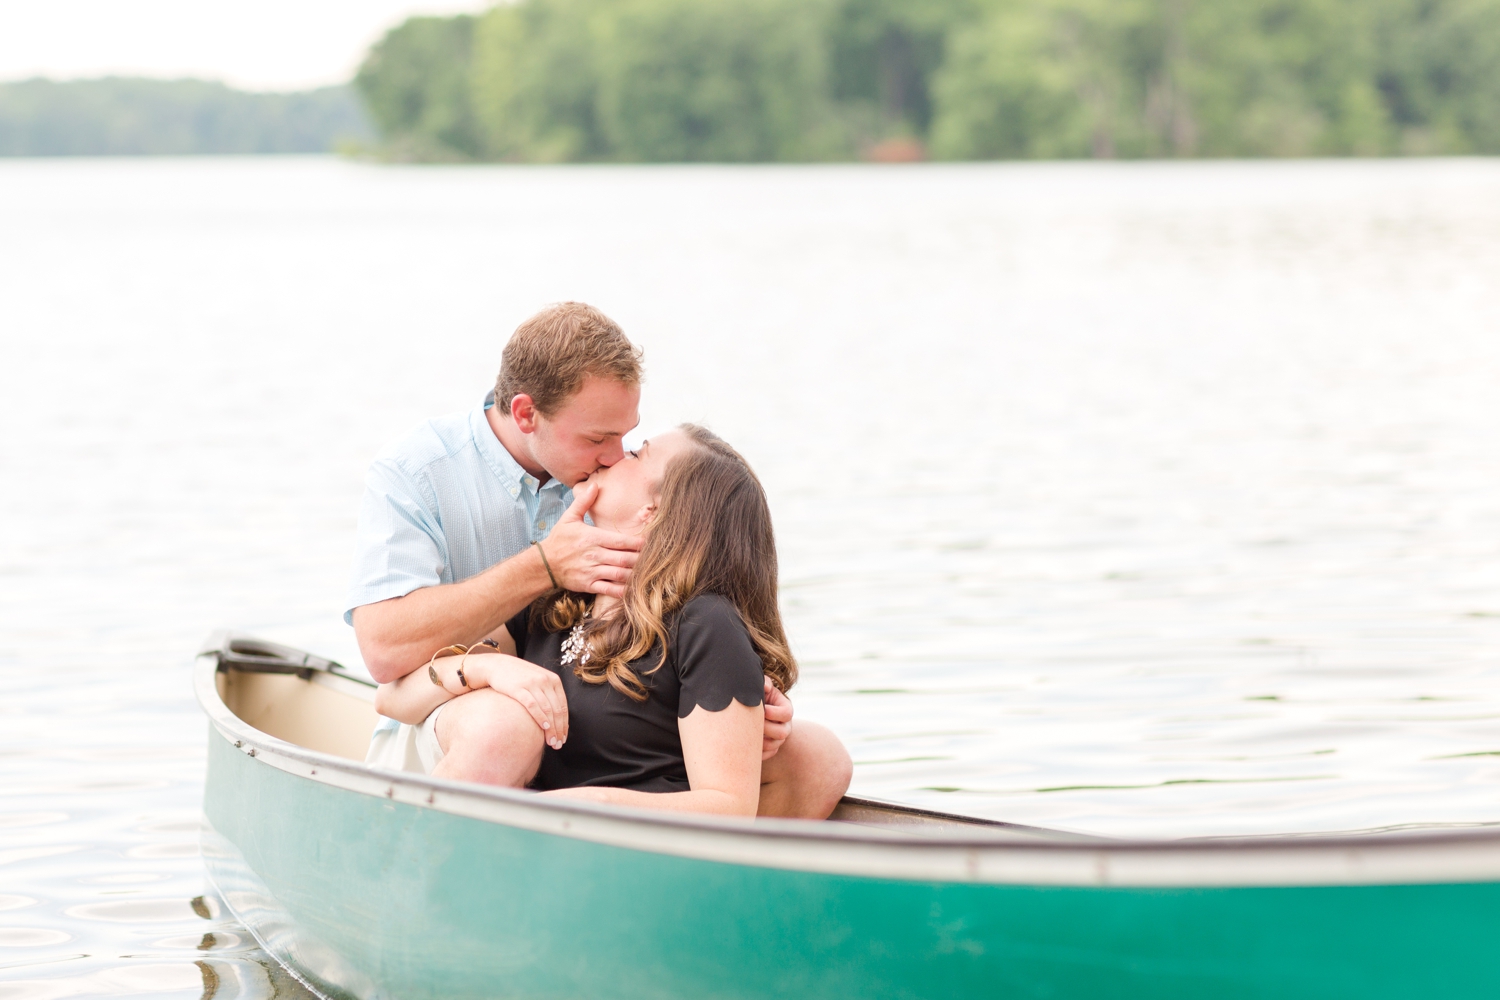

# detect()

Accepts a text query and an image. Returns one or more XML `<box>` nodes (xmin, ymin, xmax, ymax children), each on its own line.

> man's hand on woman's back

<box><xmin>762</xmin><ymin>678</ymin><xmax>794</xmax><ymax>761</ymax></box>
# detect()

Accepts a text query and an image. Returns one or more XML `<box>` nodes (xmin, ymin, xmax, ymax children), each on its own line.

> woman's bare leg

<box><xmin>433</xmin><ymin>689</ymin><xmax>545</xmax><ymax>787</ymax></box>
<box><xmin>432</xmin><ymin>691</ymin><xmax>850</xmax><ymax>813</ymax></box>
<box><xmin>757</xmin><ymin>721</ymin><xmax>852</xmax><ymax>819</ymax></box>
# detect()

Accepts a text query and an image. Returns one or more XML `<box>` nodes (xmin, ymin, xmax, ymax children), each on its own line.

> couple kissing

<box><xmin>349</xmin><ymin>302</ymin><xmax>852</xmax><ymax>820</ymax></box>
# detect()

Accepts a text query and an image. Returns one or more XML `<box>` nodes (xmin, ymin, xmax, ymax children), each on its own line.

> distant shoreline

<box><xmin>0</xmin><ymin>77</ymin><xmax>373</xmax><ymax>156</ymax></box>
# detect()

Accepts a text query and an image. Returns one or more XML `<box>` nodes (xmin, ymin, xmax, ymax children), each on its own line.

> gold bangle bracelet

<box><xmin>459</xmin><ymin>644</ymin><xmax>497</xmax><ymax>689</ymax></box>
<box><xmin>425</xmin><ymin>644</ymin><xmax>468</xmax><ymax>689</ymax></box>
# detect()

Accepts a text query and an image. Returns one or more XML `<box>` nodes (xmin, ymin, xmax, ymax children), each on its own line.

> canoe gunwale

<box><xmin>196</xmin><ymin>651</ymin><xmax>1500</xmax><ymax>888</ymax></box>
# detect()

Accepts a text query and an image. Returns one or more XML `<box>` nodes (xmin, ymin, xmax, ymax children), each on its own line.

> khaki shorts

<box><xmin>364</xmin><ymin>702</ymin><xmax>449</xmax><ymax>775</ymax></box>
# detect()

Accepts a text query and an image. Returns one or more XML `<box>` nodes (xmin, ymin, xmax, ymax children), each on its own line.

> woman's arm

<box><xmin>373</xmin><ymin>649</ymin><xmax>469</xmax><ymax>724</ymax></box>
<box><xmin>373</xmin><ymin>629</ymin><xmax>570</xmax><ymax>746</ymax></box>
<box><xmin>540</xmin><ymin>699</ymin><xmax>763</xmax><ymax>816</ymax></box>
<box><xmin>374</xmin><ymin>629</ymin><xmax>516</xmax><ymax>723</ymax></box>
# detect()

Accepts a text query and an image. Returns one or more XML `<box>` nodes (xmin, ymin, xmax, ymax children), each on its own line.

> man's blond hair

<box><xmin>495</xmin><ymin>303</ymin><xmax>644</xmax><ymax>415</ymax></box>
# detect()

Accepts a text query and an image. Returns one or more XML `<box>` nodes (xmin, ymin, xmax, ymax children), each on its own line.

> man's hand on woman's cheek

<box><xmin>544</xmin><ymin>482</ymin><xmax>643</xmax><ymax>597</ymax></box>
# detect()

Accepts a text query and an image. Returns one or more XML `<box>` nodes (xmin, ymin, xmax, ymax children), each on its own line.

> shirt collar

<box><xmin>473</xmin><ymin>392</ymin><xmax>564</xmax><ymax>498</ymax></box>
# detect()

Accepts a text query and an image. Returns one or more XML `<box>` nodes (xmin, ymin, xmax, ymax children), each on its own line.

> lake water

<box><xmin>3</xmin><ymin>156</ymin><xmax>1500</xmax><ymax>997</ymax></box>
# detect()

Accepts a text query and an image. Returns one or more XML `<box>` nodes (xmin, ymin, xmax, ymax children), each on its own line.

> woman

<box><xmin>373</xmin><ymin>424</ymin><xmax>796</xmax><ymax>818</ymax></box>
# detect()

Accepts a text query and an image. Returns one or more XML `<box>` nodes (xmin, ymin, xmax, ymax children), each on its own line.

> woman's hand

<box><xmin>762</xmin><ymin>678</ymin><xmax>793</xmax><ymax>761</ymax></box>
<box><xmin>465</xmin><ymin>652</ymin><xmax>570</xmax><ymax>749</ymax></box>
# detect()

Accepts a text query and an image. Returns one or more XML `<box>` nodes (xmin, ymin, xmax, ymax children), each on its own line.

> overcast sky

<box><xmin>0</xmin><ymin>0</ymin><xmax>489</xmax><ymax>91</ymax></box>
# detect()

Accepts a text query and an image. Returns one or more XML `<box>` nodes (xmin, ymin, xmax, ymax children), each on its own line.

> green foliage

<box><xmin>1371</xmin><ymin>0</ymin><xmax>1500</xmax><ymax>152</ymax></box>
<box><xmin>352</xmin><ymin>0</ymin><xmax>1500</xmax><ymax>161</ymax></box>
<box><xmin>471</xmin><ymin>0</ymin><xmax>614</xmax><ymax>161</ymax></box>
<box><xmin>824</xmin><ymin>0</ymin><xmax>979</xmax><ymax>144</ymax></box>
<box><xmin>355</xmin><ymin>15</ymin><xmax>481</xmax><ymax>159</ymax></box>
<box><xmin>931</xmin><ymin>0</ymin><xmax>1500</xmax><ymax>158</ymax></box>
<box><xmin>0</xmin><ymin>78</ymin><xmax>371</xmax><ymax>156</ymax></box>
<box><xmin>929</xmin><ymin>0</ymin><xmax>1107</xmax><ymax>159</ymax></box>
<box><xmin>594</xmin><ymin>0</ymin><xmax>839</xmax><ymax>161</ymax></box>
<box><xmin>467</xmin><ymin>0</ymin><xmax>843</xmax><ymax>161</ymax></box>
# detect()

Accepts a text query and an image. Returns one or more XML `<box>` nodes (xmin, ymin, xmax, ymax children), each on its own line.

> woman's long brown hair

<box><xmin>535</xmin><ymin>424</ymin><xmax>797</xmax><ymax>701</ymax></box>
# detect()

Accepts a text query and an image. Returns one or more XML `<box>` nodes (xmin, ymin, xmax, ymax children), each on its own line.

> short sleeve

<box><xmin>673</xmin><ymin>595</ymin><xmax>766</xmax><ymax>719</ymax></box>
<box><xmin>343</xmin><ymin>457</ymin><xmax>448</xmax><ymax>624</ymax></box>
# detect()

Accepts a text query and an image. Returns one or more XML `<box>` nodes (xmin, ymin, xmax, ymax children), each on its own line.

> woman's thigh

<box><xmin>433</xmin><ymin>689</ymin><xmax>546</xmax><ymax>787</ymax></box>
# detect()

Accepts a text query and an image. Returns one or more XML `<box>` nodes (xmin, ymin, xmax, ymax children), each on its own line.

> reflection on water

<box><xmin>2</xmin><ymin>156</ymin><xmax>1500</xmax><ymax>995</ymax></box>
<box><xmin>0</xmin><ymin>661</ymin><xmax>317</xmax><ymax>998</ymax></box>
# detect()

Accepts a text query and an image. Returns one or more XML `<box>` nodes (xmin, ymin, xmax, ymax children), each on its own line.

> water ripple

<box><xmin>4</xmin><ymin>157</ymin><xmax>1500</xmax><ymax>994</ymax></box>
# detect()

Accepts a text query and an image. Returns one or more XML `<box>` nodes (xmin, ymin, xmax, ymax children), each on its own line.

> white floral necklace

<box><xmin>559</xmin><ymin>607</ymin><xmax>593</xmax><ymax>667</ymax></box>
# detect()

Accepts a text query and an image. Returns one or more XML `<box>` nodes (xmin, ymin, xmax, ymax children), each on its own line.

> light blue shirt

<box><xmin>344</xmin><ymin>393</ymin><xmax>573</xmax><ymax>626</ymax></box>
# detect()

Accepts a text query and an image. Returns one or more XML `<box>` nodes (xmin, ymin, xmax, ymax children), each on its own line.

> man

<box><xmin>348</xmin><ymin>302</ymin><xmax>851</xmax><ymax>818</ymax></box>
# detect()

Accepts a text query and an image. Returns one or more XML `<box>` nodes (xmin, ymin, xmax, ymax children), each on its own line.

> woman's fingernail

<box><xmin>542</xmin><ymin>722</ymin><xmax>549</xmax><ymax>729</ymax></box>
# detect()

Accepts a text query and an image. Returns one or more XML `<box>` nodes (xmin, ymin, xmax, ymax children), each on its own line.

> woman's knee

<box><xmin>795</xmin><ymin>721</ymin><xmax>853</xmax><ymax>803</ymax></box>
<box><xmin>760</xmin><ymin>721</ymin><xmax>852</xmax><ymax>819</ymax></box>
<box><xmin>437</xmin><ymin>690</ymin><xmax>545</xmax><ymax>784</ymax></box>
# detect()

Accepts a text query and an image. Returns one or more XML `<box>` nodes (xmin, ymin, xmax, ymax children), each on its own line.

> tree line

<box><xmin>0</xmin><ymin>79</ymin><xmax>371</xmax><ymax>156</ymax></box>
<box><xmin>354</xmin><ymin>0</ymin><xmax>1500</xmax><ymax>162</ymax></box>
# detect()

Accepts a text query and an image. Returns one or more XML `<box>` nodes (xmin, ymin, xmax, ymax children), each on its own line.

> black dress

<box><xmin>505</xmin><ymin>592</ymin><xmax>766</xmax><ymax>792</ymax></box>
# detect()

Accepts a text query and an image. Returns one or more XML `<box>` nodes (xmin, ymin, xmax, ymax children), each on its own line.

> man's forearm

<box><xmin>353</xmin><ymin>547</ymin><xmax>551</xmax><ymax>683</ymax></box>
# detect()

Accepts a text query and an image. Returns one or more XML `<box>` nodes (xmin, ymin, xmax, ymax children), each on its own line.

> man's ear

<box><xmin>510</xmin><ymin>394</ymin><xmax>540</xmax><ymax>434</ymax></box>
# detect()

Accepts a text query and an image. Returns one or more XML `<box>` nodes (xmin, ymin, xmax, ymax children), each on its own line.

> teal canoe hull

<box><xmin>203</xmin><ymin>734</ymin><xmax>1500</xmax><ymax>1000</ymax></box>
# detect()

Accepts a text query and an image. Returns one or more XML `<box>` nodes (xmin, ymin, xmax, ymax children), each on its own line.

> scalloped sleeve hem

<box><xmin>672</xmin><ymin>594</ymin><xmax>767</xmax><ymax>719</ymax></box>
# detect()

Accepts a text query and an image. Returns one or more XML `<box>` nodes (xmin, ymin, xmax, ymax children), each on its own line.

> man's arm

<box><xmin>354</xmin><ymin>482</ymin><xmax>642</xmax><ymax>684</ymax></box>
<box><xmin>354</xmin><ymin>549</ymin><xmax>549</xmax><ymax>684</ymax></box>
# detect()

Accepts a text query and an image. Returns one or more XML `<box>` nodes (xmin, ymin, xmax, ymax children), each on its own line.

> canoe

<box><xmin>196</xmin><ymin>632</ymin><xmax>1500</xmax><ymax>1000</ymax></box>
